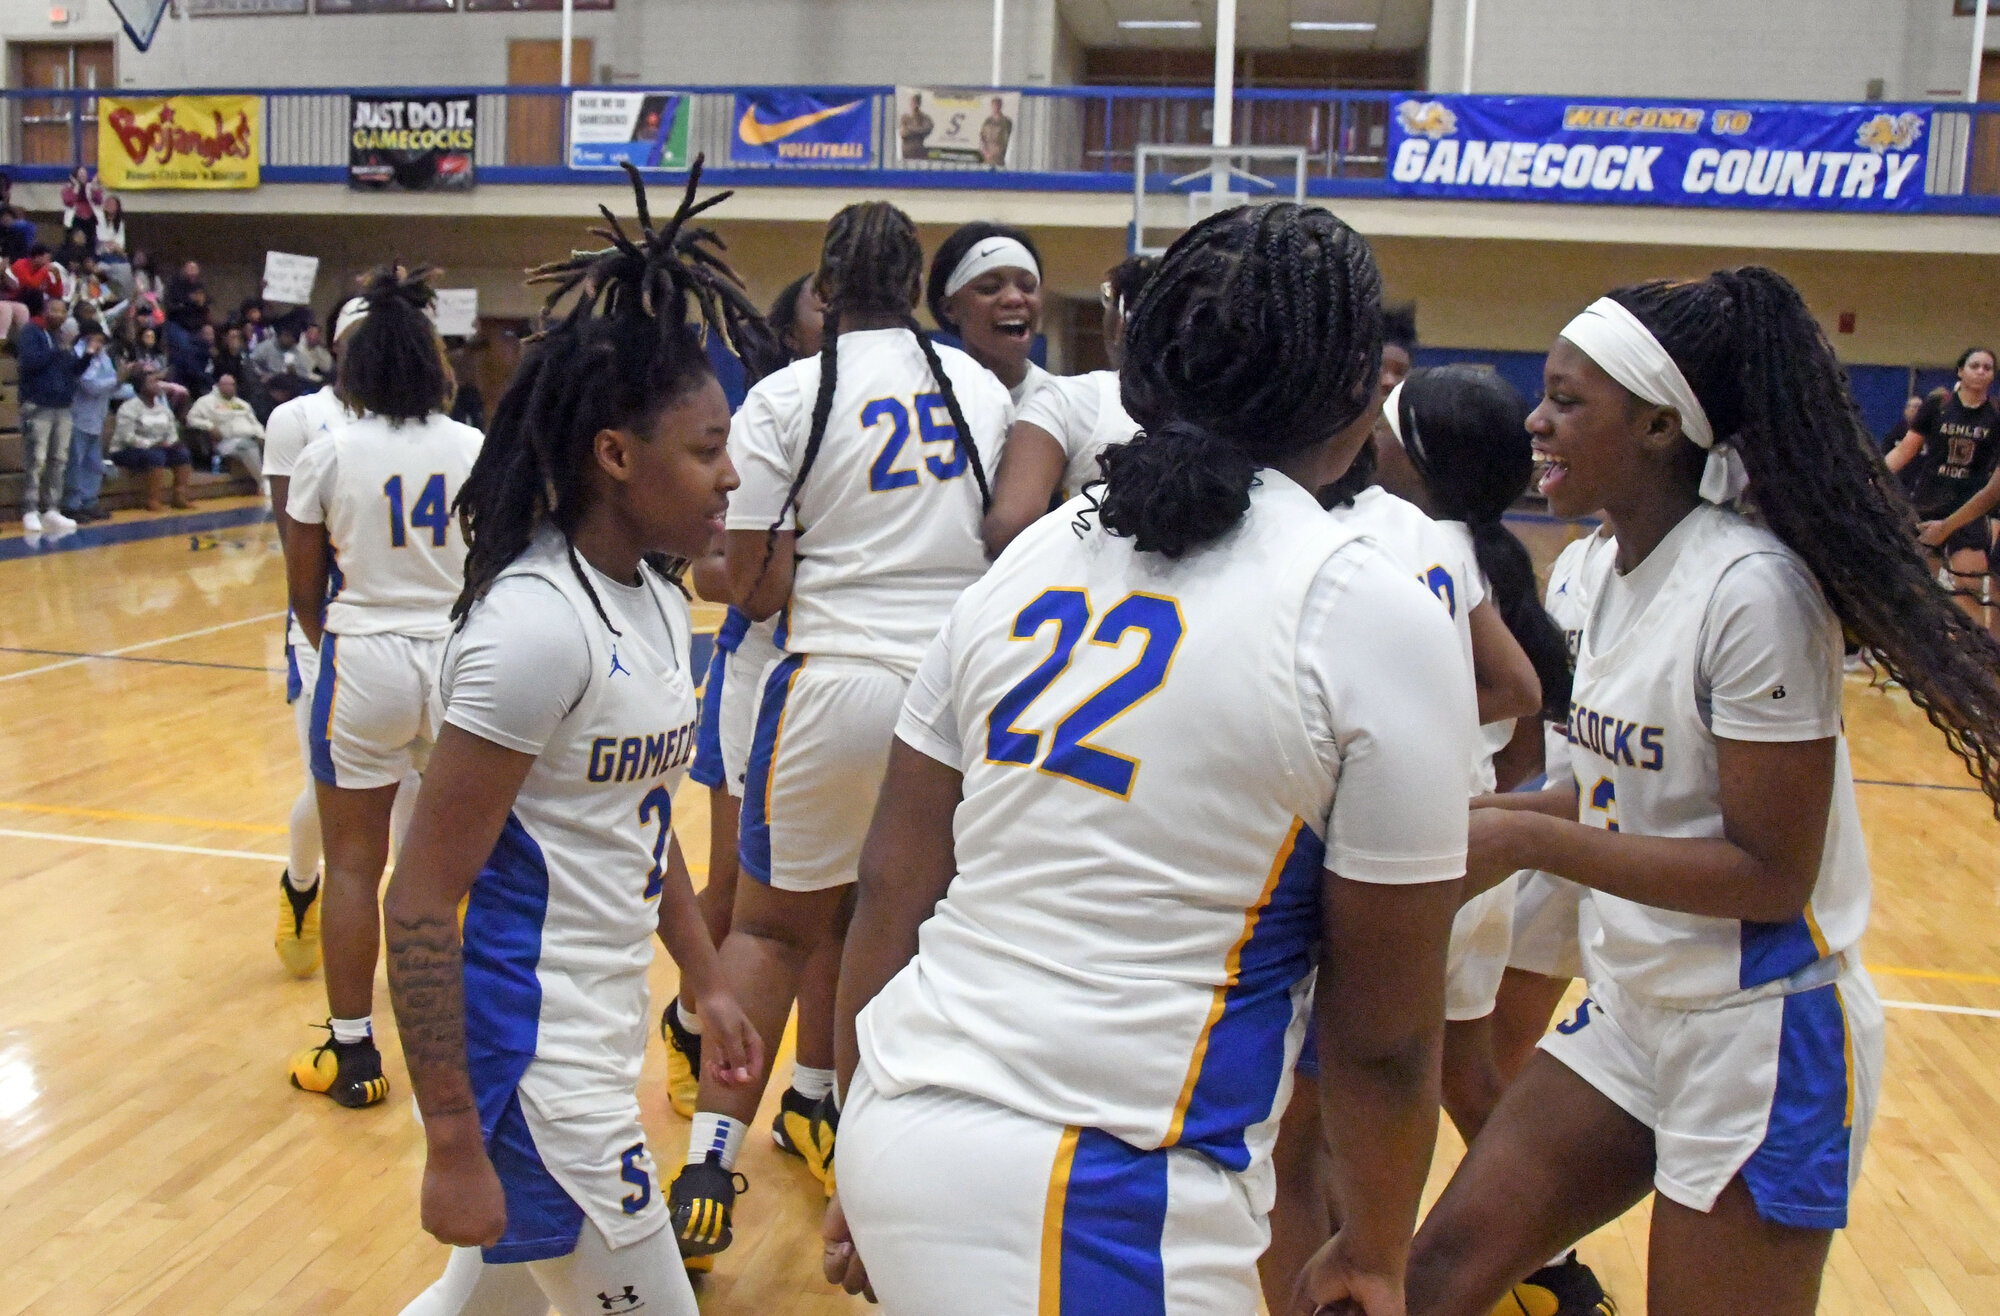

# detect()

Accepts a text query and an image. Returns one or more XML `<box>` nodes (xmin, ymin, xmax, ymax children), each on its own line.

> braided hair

<box><xmin>452</xmin><ymin>157</ymin><xmax>778</xmax><ymax>632</ymax></box>
<box><xmin>1394</xmin><ymin>365</ymin><xmax>1571</xmax><ymax>721</ymax></box>
<box><xmin>1614</xmin><ymin>267</ymin><xmax>2000</xmax><ymax>812</ymax></box>
<box><xmin>335</xmin><ymin>264</ymin><xmax>453</xmax><ymax>423</ymax></box>
<box><xmin>1100</xmin><ymin>201</ymin><xmax>1382</xmax><ymax>558</ymax></box>
<box><xmin>766</xmin><ymin>201</ymin><xmax>991</xmax><ymax>561</ymax></box>
<box><xmin>1106</xmin><ymin>253</ymin><xmax>1156</xmax><ymax>314</ymax></box>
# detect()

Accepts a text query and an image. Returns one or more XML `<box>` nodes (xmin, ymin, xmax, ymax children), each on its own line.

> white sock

<box><xmin>686</xmin><ymin>1113</ymin><xmax>746</xmax><ymax>1171</ymax></box>
<box><xmin>330</xmin><ymin>1015</ymin><xmax>372</xmax><ymax>1045</ymax></box>
<box><xmin>286</xmin><ymin>784</ymin><xmax>320</xmax><ymax>889</ymax></box>
<box><xmin>676</xmin><ymin>998</ymin><xmax>703</xmax><ymax>1035</ymax></box>
<box><xmin>790</xmin><ymin>1064</ymin><xmax>835</xmax><ymax>1102</ymax></box>
<box><xmin>1543</xmin><ymin>1249</ymin><xmax>1575</xmax><ymax>1272</ymax></box>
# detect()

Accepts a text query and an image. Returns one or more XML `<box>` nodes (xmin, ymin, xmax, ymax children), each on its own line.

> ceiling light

<box><xmin>1119</xmin><ymin>19</ymin><xmax>1202</xmax><ymax>29</ymax></box>
<box><xmin>1291</xmin><ymin>21</ymin><xmax>1377</xmax><ymax>31</ymax></box>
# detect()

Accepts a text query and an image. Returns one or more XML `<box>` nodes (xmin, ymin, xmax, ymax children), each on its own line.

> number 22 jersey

<box><xmin>857</xmin><ymin>474</ymin><xmax>1473</xmax><ymax>1194</ymax></box>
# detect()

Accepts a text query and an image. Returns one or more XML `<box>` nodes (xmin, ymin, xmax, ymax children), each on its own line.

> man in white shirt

<box><xmin>186</xmin><ymin>374</ymin><xmax>267</xmax><ymax>485</ymax></box>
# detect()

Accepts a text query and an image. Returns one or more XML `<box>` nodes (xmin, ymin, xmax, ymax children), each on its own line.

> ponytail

<box><xmin>338</xmin><ymin>264</ymin><xmax>453</xmax><ymax>423</ymax></box>
<box><xmin>1617</xmin><ymin>267</ymin><xmax>2000</xmax><ymax>812</ymax></box>
<box><xmin>1096</xmin><ymin>421</ymin><xmax>1258</xmax><ymax>558</ymax></box>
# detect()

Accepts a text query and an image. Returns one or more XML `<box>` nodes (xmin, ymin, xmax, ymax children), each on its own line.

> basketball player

<box><xmin>283</xmin><ymin>267</ymin><xmax>483</xmax><ymax>1107</ymax></box>
<box><xmin>384</xmin><ymin>162</ymin><xmax>766</xmax><ymax>1316</ymax></box>
<box><xmin>980</xmin><ymin>254</ymin><xmax>1153</xmax><ymax>557</ymax></box>
<box><xmin>264</xmin><ymin>294</ymin><xmax>362</xmax><ymax>978</ymax></box>
<box><xmin>667</xmin><ymin>201</ymin><xmax>1010</xmax><ymax>1264</ymax></box>
<box><xmin>1893</xmin><ymin>348</ymin><xmax>2000</xmax><ymax>638</ymax></box>
<box><xmin>821</xmin><ymin>202</ymin><xmax>1471</xmax><ymax>1316</ymax></box>
<box><xmin>1405</xmin><ymin>270</ymin><xmax>2000</xmax><ymax>1316</ymax></box>
<box><xmin>664</xmin><ymin>274</ymin><xmax>847</xmax><ymax>1172</ymax></box>
<box><xmin>925</xmin><ymin>221</ymin><xmax>1047</xmax><ymax>407</ymax></box>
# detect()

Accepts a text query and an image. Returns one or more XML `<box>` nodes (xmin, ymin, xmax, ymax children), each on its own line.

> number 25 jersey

<box><xmin>285</xmin><ymin>411</ymin><xmax>483</xmax><ymax>639</ymax></box>
<box><xmin>858</xmin><ymin>475</ymin><xmax>1472</xmax><ymax>1188</ymax></box>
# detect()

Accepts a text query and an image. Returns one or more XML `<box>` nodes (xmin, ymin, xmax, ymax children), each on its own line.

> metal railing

<box><xmin>5</xmin><ymin>83</ymin><xmax>1999</xmax><ymax>212</ymax></box>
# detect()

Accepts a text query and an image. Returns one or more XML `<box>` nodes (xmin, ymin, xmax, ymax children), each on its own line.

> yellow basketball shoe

<box><xmin>274</xmin><ymin>871</ymin><xmax>322</xmax><ymax>978</ymax></box>
<box><xmin>1489</xmin><ymin>1254</ymin><xmax>1616</xmax><ymax>1316</ymax></box>
<box><xmin>288</xmin><ymin>1025</ymin><xmax>390</xmax><ymax>1108</ymax></box>
<box><xmin>660</xmin><ymin>1002</ymin><xmax>702</xmax><ymax>1119</ymax></box>
<box><xmin>771</xmin><ymin>1088</ymin><xmax>838</xmax><ymax>1191</ymax></box>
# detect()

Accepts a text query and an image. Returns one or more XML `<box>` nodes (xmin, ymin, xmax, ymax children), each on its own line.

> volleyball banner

<box><xmin>349</xmin><ymin>95</ymin><xmax>475</xmax><ymax>191</ymax></box>
<box><xmin>99</xmin><ymin>95</ymin><xmax>260</xmax><ymax>190</ymax></box>
<box><xmin>732</xmin><ymin>90</ymin><xmax>872</xmax><ymax>166</ymax></box>
<box><xmin>1386</xmin><ymin>95</ymin><xmax>1932</xmax><ymax>212</ymax></box>
<box><xmin>568</xmin><ymin>92</ymin><xmax>690</xmax><ymax>171</ymax></box>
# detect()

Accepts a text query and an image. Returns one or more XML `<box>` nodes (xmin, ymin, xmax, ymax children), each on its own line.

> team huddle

<box><xmin>260</xmin><ymin>160</ymin><xmax>2000</xmax><ymax>1316</ymax></box>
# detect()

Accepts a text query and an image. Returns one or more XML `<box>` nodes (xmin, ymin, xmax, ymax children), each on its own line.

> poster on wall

<box><xmin>568</xmin><ymin>91</ymin><xmax>689</xmax><ymax>170</ymax></box>
<box><xmin>314</xmin><ymin>0</ymin><xmax>455</xmax><ymax>13</ymax></box>
<box><xmin>349</xmin><ymin>95</ymin><xmax>476</xmax><ymax>191</ymax></box>
<box><xmin>894</xmin><ymin>87</ymin><xmax>1018</xmax><ymax>167</ymax></box>
<box><xmin>732</xmin><ymin>90</ymin><xmax>872</xmax><ymax>166</ymax></box>
<box><xmin>98</xmin><ymin>95</ymin><xmax>260</xmax><ymax>190</ymax></box>
<box><xmin>1384</xmin><ymin>95</ymin><xmax>1932</xmax><ymax>213</ymax></box>
<box><xmin>187</xmin><ymin>0</ymin><xmax>308</xmax><ymax>15</ymax></box>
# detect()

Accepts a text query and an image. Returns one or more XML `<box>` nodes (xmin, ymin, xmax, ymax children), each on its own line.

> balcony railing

<box><xmin>6</xmin><ymin>83</ymin><xmax>2000</xmax><ymax>213</ymax></box>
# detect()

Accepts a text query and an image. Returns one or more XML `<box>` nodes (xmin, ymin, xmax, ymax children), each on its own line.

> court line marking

<box><xmin>1852</xmin><ymin>777</ymin><xmax>1984</xmax><ymax>794</ymax></box>
<box><xmin>0</xmin><ymin>800</ymin><xmax>289</xmax><ymax>835</ymax></box>
<box><xmin>0</xmin><ymin>645</ymin><xmax>281</xmax><ymax>675</ymax></box>
<box><xmin>0</xmin><ymin>828</ymin><xmax>285</xmax><ymax>863</ymax></box>
<box><xmin>1880</xmin><ymin>1000</ymin><xmax>2000</xmax><ymax>1019</ymax></box>
<box><xmin>1866</xmin><ymin>963</ymin><xmax>2000</xmax><ymax>987</ymax></box>
<box><xmin>0</xmin><ymin>610</ymin><xmax>286</xmax><ymax>684</ymax></box>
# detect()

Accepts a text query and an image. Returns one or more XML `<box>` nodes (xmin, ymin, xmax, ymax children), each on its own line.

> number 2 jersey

<box><xmin>1569</xmin><ymin>503</ymin><xmax>1870</xmax><ymax>1006</ymax></box>
<box><xmin>725</xmin><ymin>328</ymin><xmax>1011</xmax><ymax>676</ymax></box>
<box><xmin>857</xmin><ymin>474</ymin><xmax>1473</xmax><ymax>1195</ymax></box>
<box><xmin>285</xmin><ymin>411</ymin><xmax>483</xmax><ymax>639</ymax></box>
<box><xmin>440</xmin><ymin>527</ymin><xmax>700</xmax><ymax>1125</ymax></box>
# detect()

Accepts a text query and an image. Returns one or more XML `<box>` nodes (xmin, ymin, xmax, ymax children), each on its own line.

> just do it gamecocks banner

<box><xmin>1386</xmin><ymin>95</ymin><xmax>1932</xmax><ymax>213</ymax></box>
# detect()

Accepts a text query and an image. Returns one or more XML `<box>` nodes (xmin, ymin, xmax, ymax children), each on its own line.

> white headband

<box><xmin>1559</xmin><ymin>296</ymin><xmax>1746</xmax><ymax>505</ymax></box>
<box><xmin>943</xmin><ymin>236</ymin><xmax>1039</xmax><ymax>300</ymax></box>
<box><xmin>1381</xmin><ymin>377</ymin><xmax>1418</xmax><ymax>456</ymax></box>
<box><xmin>333</xmin><ymin>296</ymin><xmax>368</xmax><ymax>343</ymax></box>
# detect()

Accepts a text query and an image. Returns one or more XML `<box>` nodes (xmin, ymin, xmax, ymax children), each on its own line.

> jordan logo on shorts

<box><xmin>608</xmin><ymin>647</ymin><xmax>631</xmax><ymax>678</ymax></box>
<box><xmin>596</xmin><ymin>1287</ymin><xmax>642</xmax><ymax>1311</ymax></box>
<box><xmin>1555</xmin><ymin>998</ymin><xmax>1594</xmax><ymax>1034</ymax></box>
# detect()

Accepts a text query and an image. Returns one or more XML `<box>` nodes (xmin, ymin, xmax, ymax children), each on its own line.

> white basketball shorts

<box><xmin>1507</xmin><ymin>869</ymin><xmax>1586</xmax><ymax>980</ymax></box>
<box><xmin>308</xmin><ymin>631</ymin><xmax>444</xmax><ymax>790</ymax></box>
<box><xmin>1446</xmin><ymin>875</ymin><xmax>1517</xmax><ymax>1022</ymax></box>
<box><xmin>839</xmin><ymin>1067</ymin><xmax>1266</xmax><ymax>1316</ymax></box>
<box><xmin>719</xmin><ymin>626</ymin><xmax>784</xmax><ymax>801</ymax></box>
<box><xmin>738</xmin><ymin>655</ymin><xmax>906</xmax><ymax>892</ymax></box>
<box><xmin>1539</xmin><ymin>959</ymin><xmax>1883</xmax><ymax>1229</ymax></box>
<box><xmin>291</xmin><ymin>633</ymin><xmax>322</xmax><ymax>778</ymax></box>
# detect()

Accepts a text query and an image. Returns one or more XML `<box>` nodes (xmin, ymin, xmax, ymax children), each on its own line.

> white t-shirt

<box><xmin>858</xmin><ymin>474</ymin><xmax>1470</xmax><ymax>1193</ymax></box>
<box><xmin>1008</xmin><ymin>358</ymin><xmax>1051</xmax><ymax>412</ymax></box>
<box><xmin>263</xmin><ymin>386</ymin><xmax>354</xmax><ymax>480</ymax></box>
<box><xmin>725</xmin><ymin>329</ymin><xmax>1011</xmax><ymax>676</ymax></box>
<box><xmin>1013</xmin><ymin>370</ymin><xmax>1141</xmax><ymax>498</ymax></box>
<box><xmin>286</xmin><ymin>412</ymin><xmax>483</xmax><ymax>640</ymax></box>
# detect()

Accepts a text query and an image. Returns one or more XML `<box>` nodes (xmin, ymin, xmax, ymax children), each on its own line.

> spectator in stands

<box><xmin>165</xmin><ymin>260</ymin><xmax>204</xmax><ymax>317</ymax></box>
<box><xmin>162</xmin><ymin>318</ymin><xmax>213</xmax><ymax>398</ymax></box>
<box><xmin>11</xmin><ymin>245</ymin><xmax>62</xmax><ymax>300</ymax></box>
<box><xmin>0</xmin><ymin>267</ymin><xmax>28</xmax><ymax>342</ymax></box>
<box><xmin>62</xmin><ymin>330</ymin><xmax>121</xmax><ymax>524</ymax></box>
<box><xmin>95</xmin><ymin>195</ymin><xmax>127</xmax><ymax>261</ymax></box>
<box><xmin>213</xmin><ymin>325</ymin><xmax>254</xmax><ymax>397</ymax></box>
<box><xmin>0</xmin><ymin>205</ymin><xmax>35</xmax><ymax>265</ymax></box>
<box><xmin>294</xmin><ymin>324</ymin><xmax>332</xmax><ymax>382</ymax></box>
<box><xmin>122</xmin><ymin>322</ymin><xmax>169</xmax><ymax>379</ymax></box>
<box><xmin>110</xmin><ymin>370</ymin><xmax>191</xmax><ymax>511</ymax></box>
<box><xmin>249</xmin><ymin>324</ymin><xmax>301</xmax><ymax>383</ymax></box>
<box><xmin>128</xmin><ymin>250</ymin><xmax>162</xmax><ymax>299</ymax></box>
<box><xmin>185</xmin><ymin>373</ymin><xmax>265</xmax><ymax>489</ymax></box>
<box><xmin>60</xmin><ymin>167</ymin><xmax>105</xmax><ymax>252</ymax></box>
<box><xmin>238</xmin><ymin>299</ymin><xmax>273</xmax><ymax>351</ymax></box>
<box><xmin>15</xmin><ymin>289</ymin><xmax>86</xmax><ymax>535</ymax></box>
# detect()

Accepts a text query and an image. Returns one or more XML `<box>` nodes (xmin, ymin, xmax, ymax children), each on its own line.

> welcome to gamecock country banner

<box><xmin>99</xmin><ymin>94</ymin><xmax>260</xmax><ymax>190</ymax></box>
<box><xmin>1387</xmin><ymin>95</ymin><xmax>1931</xmax><ymax>213</ymax></box>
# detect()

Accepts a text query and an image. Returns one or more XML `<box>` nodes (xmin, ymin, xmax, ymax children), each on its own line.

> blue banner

<box><xmin>1386</xmin><ymin>96</ymin><xmax>1931</xmax><ymax>212</ymax></box>
<box><xmin>732</xmin><ymin>90</ymin><xmax>873</xmax><ymax>166</ymax></box>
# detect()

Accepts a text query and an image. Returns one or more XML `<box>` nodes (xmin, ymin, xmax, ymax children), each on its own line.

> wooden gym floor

<box><xmin>0</xmin><ymin>500</ymin><xmax>1996</xmax><ymax>1315</ymax></box>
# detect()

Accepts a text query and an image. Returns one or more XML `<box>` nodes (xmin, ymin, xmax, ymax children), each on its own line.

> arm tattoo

<box><xmin>386</xmin><ymin>911</ymin><xmax>475</xmax><ymax>1119</ymax></box>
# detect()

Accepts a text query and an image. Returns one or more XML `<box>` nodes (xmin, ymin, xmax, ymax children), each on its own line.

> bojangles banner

<box><xmin>99</xmin><ymin>95</ymin><xmax>261</xmax><ymax>190</ymax></box>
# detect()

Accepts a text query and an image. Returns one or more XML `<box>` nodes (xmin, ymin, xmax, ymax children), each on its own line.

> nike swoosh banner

<box><xmin>731</xmin><ymin>90</ymin><xmax>872</xmax><ymax>166</ymax></box>
<box><xmin>1386</xmin><ymin>95</ymin><xmax>1933</xmax><ymax>213</ymax></box>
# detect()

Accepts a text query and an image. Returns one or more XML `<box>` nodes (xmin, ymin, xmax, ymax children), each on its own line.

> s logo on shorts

<box><xmin>1554</xmin><ymin>998</ymin><xmax>1594</xmax><ymax>1035</ymax></box>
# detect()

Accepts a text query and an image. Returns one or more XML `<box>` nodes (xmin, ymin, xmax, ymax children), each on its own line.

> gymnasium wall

<box><xmin>0</xmin><ymin>0</ymin><xmax>1064</xmax><ymax>89</ymax></box>
<box><xmin>1426</xmin><ymin>0</ymin><xmax>2000</xmax><ymax>102</ymax></box>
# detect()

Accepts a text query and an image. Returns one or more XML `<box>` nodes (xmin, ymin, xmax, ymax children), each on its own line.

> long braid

<box><xmin>908</xmin><ymin>315</ymin><xmax>991</xmax><ymax>510</ymax></box>
<box><xmin>453</xmin><ymin>155</ymin><xmax>773</xmax><ymax>632</ymax></box>
<box><xmin>1617</xmin><ymin>268</ymin><xmax>2000</xmax><ymax>813</ymax></box>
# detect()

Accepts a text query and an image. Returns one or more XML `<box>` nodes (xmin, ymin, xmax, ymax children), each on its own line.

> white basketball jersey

<box><xmin>1541</xmin><ymin>529</ymin><xmax>1617</xmax><ymax>785</ymax></box>
<box><xmin>1569</xmin><ymin>505</ymin><xmax>1870</xmax><ymax>1005</ymax></box>
<box><xmin>287</xmin><ymin>412</ymin><xmax>482</xmax><ymax>640</ymax></box>
<box><xmin>268</xmin><ymin>386</ymin><xmax>360</xmax><ymax>652</ymax></box>
<box><xmin>726</xmin><ymin>329</ymin><xmax>1010</xmax><ymax>675</ymax></box>
<box><xmin>449</xmin><ymin>530</ymin><xmax>699</xmax><ymax>1120</ymax></box>
<box><xmin>1327</xmin><ymin>486</ymin><xmax>1485</xmax><ymax>790</ymax></box>
<box><xmin>1019</xmin><ymin>370</ymin><xmax>1141</xmax><ymax>498</ymax></box>
<box><xmin>858</xmin><ymin>477</ymin><xmax>1364</xmax><ymax>1182</ymax></box>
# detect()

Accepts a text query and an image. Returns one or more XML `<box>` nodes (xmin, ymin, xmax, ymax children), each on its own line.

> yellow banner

<box><xmin>98</xmin><ymin>95</ymin><xmax>260</xmax><ymax>190</ymax></box>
